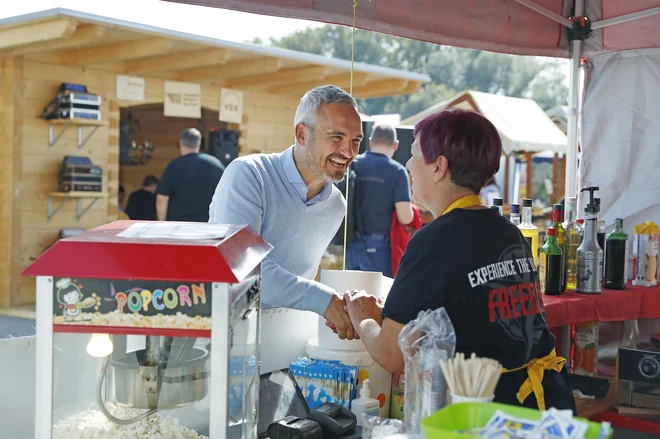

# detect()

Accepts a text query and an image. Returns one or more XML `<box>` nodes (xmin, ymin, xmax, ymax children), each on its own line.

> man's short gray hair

<box><xmin>180</xmin><ymin>128</ymin><xmax>202</xmax><ymax>149</ymax></box>
<box><xmin>294</xmin><ymin>85</ymin><xmax>358</xmax><ymax>130</ymax></box>
<box><xmin>370</xmin><ymin>124</ymin><xmax>398</xmax><ymax>147</ymax></box>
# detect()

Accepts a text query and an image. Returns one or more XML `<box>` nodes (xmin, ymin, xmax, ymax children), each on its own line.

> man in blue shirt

<box><xmin>156</xmin><ymin>128</ymin><xmax>225</xmax><ymax>222</ymax></box>
<box><xmin>346</xmin><ymin>124</ymin><xmax>414</xmax><ymax>277</ymax></box>
<box><xmin>208</xmin><ymin>85</ymin><xmax>364</xmax><ymax>341</ymax></box>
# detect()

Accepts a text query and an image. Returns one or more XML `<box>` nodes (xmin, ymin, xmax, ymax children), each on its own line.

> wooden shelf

<box><xmin>48</xmin><ymin>119</ymin><xmax>106</xmax><ymax>126</ymax></box>
<box><xmin>576</xmin><ymin>379</ymin><xmax>619</xmax><ymax>419</ymax></box>
<box><xmin>49</xmin><ymin>191</ymin><xmax>108</xmax><ymax>198</ymax></box>
<box><xmin>47</xmin><ymin>192</ymin><xmax>108</xmax><ymax>222</ymax></box>
<box><xmin>46</xmin><ymin>119</ymin><xmax>106</xmax><ymax>150</ymax></box>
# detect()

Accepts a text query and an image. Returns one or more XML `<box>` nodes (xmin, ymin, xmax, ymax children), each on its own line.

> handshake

<box><xmin>323</xmin><ymin>289</ymin><xmax>385</xmax><ymax>340</ymax></box>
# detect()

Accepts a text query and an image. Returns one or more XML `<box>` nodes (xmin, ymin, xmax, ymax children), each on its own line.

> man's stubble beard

<box><xmin>304</xmin><ymin>137</ymin><xmax>343</xmax><ymax>183</ymax></box>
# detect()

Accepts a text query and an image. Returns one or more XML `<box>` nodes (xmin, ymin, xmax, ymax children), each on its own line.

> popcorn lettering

<box><xmin>113</xmin><ymin>284</ymin><xmax>206</xmax><ymax>314</ymax></box>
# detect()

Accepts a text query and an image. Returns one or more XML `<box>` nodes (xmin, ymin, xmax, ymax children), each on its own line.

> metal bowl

<box><xmin>105</xmin><ymin>346</ymin><xmax>209</xmax><ymax>410</ymax></box>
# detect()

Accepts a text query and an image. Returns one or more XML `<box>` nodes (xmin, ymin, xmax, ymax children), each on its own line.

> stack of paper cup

<box><xmin>309</xmin><ymin>269</ymin><xmax>393</xmax><ymax>417</ymax></box>
<box><xmin>317</xmin><ymin>269</ymin><xmax>384</xmax><ymax>351</ymax></box>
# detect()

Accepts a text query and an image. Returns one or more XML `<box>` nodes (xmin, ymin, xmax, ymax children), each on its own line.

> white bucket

<box><xmin>450</xmin><ymin>393</ymin><xmax>495</xmax><ymax>404</ymax></box>
<box><xmin>318</xmin><ymin>270</ymin><xmax>391</xmax><ymax>351</ymax></box>
<box><xmin>306</xmin><ymin>337</ymin><xmax>391</xmax><ymax>418</ymax></box>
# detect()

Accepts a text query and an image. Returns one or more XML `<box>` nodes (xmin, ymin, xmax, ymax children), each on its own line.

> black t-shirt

<box><xmin>157</xmin><ymin>153</ymin><xmax>225</xmax><ymax>222</ymax></box>
<box><xmin>125</xmin><ymin>189</ymin><xmax>157</xmax><ymax>220</ymax></box>
<box><xmin>382</xmin><ymin>207</ymin><xmax>575</xmax><ymax>411</ymax></box>
<box><xmin>354</xmin><ymin>152</ymin><xmax>411</xmax><ymax>236</ymax></box>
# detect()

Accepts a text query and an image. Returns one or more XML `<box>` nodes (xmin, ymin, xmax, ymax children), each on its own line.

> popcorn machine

<box><xmin>22</xmin><ymin>221</ymin><xmax>272</xmax><ymax>439</ymax></box>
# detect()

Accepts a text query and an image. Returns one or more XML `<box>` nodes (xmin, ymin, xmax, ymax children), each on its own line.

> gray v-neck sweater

<box><xmin>209</xmin><ymin>151</ymin><xmax>345</xmax><ymax>315</ymax></box>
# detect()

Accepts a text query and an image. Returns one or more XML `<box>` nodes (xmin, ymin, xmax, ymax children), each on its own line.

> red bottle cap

<box><xmin>552</xmin><ymin>208</ymin><xmax>562</xmax><ymax>223</ymax></box>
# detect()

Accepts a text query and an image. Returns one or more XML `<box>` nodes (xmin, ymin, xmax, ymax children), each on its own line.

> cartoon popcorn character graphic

<box><xmin>55</xmin><ymin>278</ymin><xmax>99</xmax><ymax>320</ymax></box>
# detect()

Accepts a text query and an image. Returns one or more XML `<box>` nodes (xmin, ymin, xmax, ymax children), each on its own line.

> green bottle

<box><xmin>604</xmin><ymin>218</ymin><xmax>629</xmax><ymax>290</ymax></box>
<box><xmin>552</xmin><ymin>204</ymin><xmax>567</xmax><ymax>292</ymax></box>
<box><xmin>563</xmin><ymin>197</ymin><xmax>581</xmax><ymax>290</ymax></box>
<box><xmin>539</xmin><ymin>226</ymin><xmax>563</xmax><ymax>295</ymax></box>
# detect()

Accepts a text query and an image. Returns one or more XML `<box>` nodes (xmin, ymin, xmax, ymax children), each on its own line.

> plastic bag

<box><xmin>361</xmin><ymin>415</ymin><xmax>406</xmax><ymax>439</ymax></box>
<box><xmin>397</xmin><ymin>308</ymin><xmax>456</xmax><ymax>434</ymax></box>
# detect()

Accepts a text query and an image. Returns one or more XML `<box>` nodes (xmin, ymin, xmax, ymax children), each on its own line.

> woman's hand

<box><xmin>344</xmin><ymin>289</ymin><xmax>384</xmax><ymax>329</ymax></box>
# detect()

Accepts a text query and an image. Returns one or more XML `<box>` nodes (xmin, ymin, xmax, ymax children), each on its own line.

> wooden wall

<box><xmin>0</xmin><ymin>55</ymin><xmax>300</xmax><ymax>307</ymax></box>
<box><xmin>0</xmin><ymin>58</ymin><xmax>23</xmax><ymax>308</ymax></box>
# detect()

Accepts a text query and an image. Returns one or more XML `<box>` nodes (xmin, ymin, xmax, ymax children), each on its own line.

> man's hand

<box><xmin>323</xmin><ymin>293</ymin><xmax>357</xmax><ymax>340</ymax></box>
<box><xmin>345</xmin><ymin>290</ymin><xmax>384</xmax><ymax>330</ymax></box>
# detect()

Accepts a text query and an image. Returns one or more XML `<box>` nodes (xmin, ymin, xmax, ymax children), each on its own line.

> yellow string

<box><xmin>342</xmin><ymin>0</ymin><xmax>359</xmax><ymax>270</ymax></box>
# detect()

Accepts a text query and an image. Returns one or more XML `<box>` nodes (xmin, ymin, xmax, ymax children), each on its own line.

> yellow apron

<box><xmin>502</xmin><ymin>349</ymin><xmax>566</xmax><ymax>411</ymax></box>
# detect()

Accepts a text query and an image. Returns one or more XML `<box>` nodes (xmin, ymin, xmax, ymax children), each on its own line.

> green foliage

<box><xmin>262</xmin><ymin>25</ymin><xmax>567</xmax><ymax>119</ymax></box>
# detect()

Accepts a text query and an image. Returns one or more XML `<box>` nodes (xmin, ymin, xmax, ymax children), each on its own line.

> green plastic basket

<box><xmin>421</xmin><ymin>402</ymin><xmax>612</xmax><ymax>439</ymax></box>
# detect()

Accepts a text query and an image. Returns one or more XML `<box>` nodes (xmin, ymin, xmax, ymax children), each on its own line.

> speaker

<box><xmin>359</xmin><ymin>121</ymin><xmax>374</xmax><ymax>154</ymax></box>
<box><xmin>392</xmin><ymin>126</ymin><xmax>414</xmax><ymax>167</ymax></box>
<box><xmin>360</xmin><ymin>122</ymin><xmax>413</xmax><ymax>168</ymax></box>
<box><xmin>209</xmin><ymin>128</ymin><xmax>239</xmax><ymax>167</ymax></box>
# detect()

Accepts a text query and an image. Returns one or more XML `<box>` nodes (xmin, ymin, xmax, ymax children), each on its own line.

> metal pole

<box><xmin>564</xmin><ymin>0</ymin><xmax>584</xmax><ymax>204</ymax></box>
<box><xmin>559</xmin><ymin>0</ymin><xmax>585</xmax><ymax>361</ymax></box>
<box><xmin>592</xmin><ymin>6</ymin><xmax>660</xmax><ymax>30</ymax></box>
<box><xmin>513</xmin><ymin>0</ymin><xmax>574</xmax><ymax>28</ymax></box>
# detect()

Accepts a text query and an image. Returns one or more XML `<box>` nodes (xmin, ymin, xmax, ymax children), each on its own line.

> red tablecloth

<box><xmin>543</xmin><ymin>283</ymin><xmax>660</xmax><ymax>328</ymax></box>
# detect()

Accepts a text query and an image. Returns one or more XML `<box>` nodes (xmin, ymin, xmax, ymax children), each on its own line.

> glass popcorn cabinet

<box><xmin>22</xmin><ymin>221</ymin><xmax>272</xmax><ymax>439</ymax></box>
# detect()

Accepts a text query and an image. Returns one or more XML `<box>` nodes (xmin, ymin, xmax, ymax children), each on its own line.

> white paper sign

<box><xmin>116</xmin><ymin>75</ymin><xmax>145</xmax><ymax>101</ymax></box>
<box><xmin>117</xmin><ymin>222</ymin><xmax>228</xmax><ymax>240</ymax></box>
<box><xmin>219</xmin><ymin>88</ymin><xmax>243</xmax><ymax>124</ymax></box>
<box><xmin>164</xmin><ymin>81</ymin><xmax>201</xmax><ymax>118</ymax></box>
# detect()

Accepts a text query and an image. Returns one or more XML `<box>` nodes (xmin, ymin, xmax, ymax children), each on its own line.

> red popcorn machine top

<box><xmin>22</xmin><ymin>221</ymin><xmax>272</xmax><ymax>439</ymax></box>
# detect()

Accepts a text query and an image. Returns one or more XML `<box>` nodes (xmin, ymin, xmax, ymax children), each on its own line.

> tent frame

<box><xmin>513</xmin><ymin>0</ymin><xmax>660</xmax><ymax>204</ymax></box>
<box><xmin>514</xmin><ymin>0</ymin><xmax>660</xmax><ymax>357</ymax></box>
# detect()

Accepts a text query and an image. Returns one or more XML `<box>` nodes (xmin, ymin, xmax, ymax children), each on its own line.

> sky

<box><xmin>0</xmin><ymin>0</ymin><xmax>322</xmax><ymax>43</ymax></box>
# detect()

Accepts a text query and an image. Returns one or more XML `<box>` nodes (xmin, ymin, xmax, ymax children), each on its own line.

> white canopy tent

<box><xmin>401</xmin><ymin>90</ymin><xmax>567</xmax><ymax>155</ymax></box>
<box><xmin>402</xmin><ymin>90</ymin><xmax>568</xmax><ymax>204</ymax></box>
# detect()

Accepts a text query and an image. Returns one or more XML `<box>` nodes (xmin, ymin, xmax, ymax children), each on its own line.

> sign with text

<box><xmin>52</xmin><ymin>277</ymin><xmax>212</xmax><ymax>330</ymax></box>
<box><xmin>116</xmin><ymin>75</ymin><xmax>145</xmax><ymax>102</ymax></box>
<box><xmin>219</xmin><ymin>88</ymin><xmax>243</xmax><ymax>124</ymax></box>
<box><xmin>164</xmin><ymin>81</ymin><xmax>201</xmax><ymax>118</ymax></box>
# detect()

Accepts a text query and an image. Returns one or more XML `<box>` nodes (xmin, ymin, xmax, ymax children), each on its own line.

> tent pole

<box><xmin>564</xmin><ymin>0</ymin><xmax>583</xmax><ymax>205</ymax></box>
<box><xmin>559</xmin><ymin>0</ymin><xmax>585</xmax><ymax>363</ymax></box>
<box><xmin>552</xmin><ymin>153</ymin><xmax>559</xmax><ymax>205</ymax></box>
<box><xmin>513</xmin><ymin>0</ymin><xmax>573</xmax><ymax>27</ymax></box>
<box><xmin>592</xmin><ymin>6</ymin><xmax>660</xmax><ymax>29</ymax></box>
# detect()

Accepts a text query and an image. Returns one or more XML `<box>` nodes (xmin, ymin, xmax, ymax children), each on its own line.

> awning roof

<box><xmin>401</xmin><ymin>90</ymin><xmax>568</xmax><ymax>155</ymax></box>
<box><xmin>0</xmin><ymin>8</ymin><xmax>429</xmax><ymax>99</ymax></box>
<box><xmin>167</xmin><ymin>1</ymin><xmax>660</xmax><ymax>58</ymax></box>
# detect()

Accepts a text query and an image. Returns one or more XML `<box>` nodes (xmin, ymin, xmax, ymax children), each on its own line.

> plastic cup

<box><xmin>450</xmin><ymin>393</ymin><xmax>495</xmax><ymax>404</ymax></box>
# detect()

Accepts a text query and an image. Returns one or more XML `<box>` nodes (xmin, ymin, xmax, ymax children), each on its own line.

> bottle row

<box><xmin>490</xmin><ymin>188</ymin><xmax>628</xmax><ymax>296</ymax></box>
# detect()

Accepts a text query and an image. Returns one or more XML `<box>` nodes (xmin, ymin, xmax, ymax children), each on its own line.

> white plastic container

<box><xmin>450</xmin><ymin>393</ymin><xmax>495</xmax><ymax>404</ymax></box>
<box><xmin>306</xmin><ymin>337</ymin><xmax>391</xmax><ymax>418</ymax></box>
<box><xmin>317</xmin><ymin>270</ymin><xmax>385</xmax><ymax>351</ymax></box>
<box><xmin>351</xmin><ymin>379</ymin><xmax>380</xmax><ymax>427</ymax></box>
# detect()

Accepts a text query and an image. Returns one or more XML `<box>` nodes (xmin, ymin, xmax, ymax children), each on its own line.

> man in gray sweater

<box><xmin>209</xmin><ymin>85</ymin><xmax>363</xmax><ymax>340</ymax></box>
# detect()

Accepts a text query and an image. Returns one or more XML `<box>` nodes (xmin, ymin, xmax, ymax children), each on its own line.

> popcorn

<box><xmin>53</xmin><ymin>403</ymin><xmax>208</xmax><ymax>439</ymax></box>
<box><xmin>53</xmin><ymin>311</ymin><xmax>212</xmax><ymax>330</ymax></box>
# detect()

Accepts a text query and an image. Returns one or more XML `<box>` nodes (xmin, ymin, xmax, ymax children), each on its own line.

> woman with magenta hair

<box><xmin>344</xmin><ymin>109</ymin><xmax>576</xmax><ymax>412</ymax></box>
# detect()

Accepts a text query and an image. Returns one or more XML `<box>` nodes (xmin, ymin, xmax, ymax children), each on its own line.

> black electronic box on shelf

<box><xmin>41</xmin><ymin>83</ymin><xmax>102</xmax><ymax>121</ymax></box>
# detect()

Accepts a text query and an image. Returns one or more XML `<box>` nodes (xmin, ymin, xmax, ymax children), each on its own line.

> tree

<box><xmin>264</xmin><ymin>25</ymin><xmax>567</xmax><ymax>119</ymax></box>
